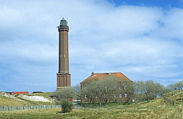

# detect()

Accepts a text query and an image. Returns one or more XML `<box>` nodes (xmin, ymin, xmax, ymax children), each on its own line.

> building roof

<box><xmin>80</xmin><ymin>72</ymin><xmax>132</xmax><ymax>84</ymax></box>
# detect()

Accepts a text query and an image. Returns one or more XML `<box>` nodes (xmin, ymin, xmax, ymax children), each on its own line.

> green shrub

<box><xmin>61</xmin><ymin>100</ymin><xmax>73</xmax><ymax>113</ymax></box>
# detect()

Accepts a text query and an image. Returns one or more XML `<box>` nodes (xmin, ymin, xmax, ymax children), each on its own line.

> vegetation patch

<box><xmin>0</xmin><ymin>95</ymin><xmax>182</xmax><ymax>119</ymax></box>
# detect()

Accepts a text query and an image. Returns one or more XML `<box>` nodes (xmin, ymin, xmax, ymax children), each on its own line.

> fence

<box><xmin>163</xmin><ymin>96</ymin><xmax>174</xmax><ymax>105</ymax></box>
<box><xmin>0</xmin><ymin>105</ymin><xmax>61</xmax><ymax>111</ymax></box>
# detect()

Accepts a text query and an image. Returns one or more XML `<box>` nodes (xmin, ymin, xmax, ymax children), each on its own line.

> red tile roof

<box><xmin>80</xmin><ymin>72</ymin><xmax>131</xmax><ymax>84</ymax></box>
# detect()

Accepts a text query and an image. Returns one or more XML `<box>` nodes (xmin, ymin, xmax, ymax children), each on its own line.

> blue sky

<box><xmin>109</xmin><ymin>0</ymin><xmax>183</xmax><ymax>8</ymax></box>
<box><xmin>0</xmin><ymin>0</ymin><xmax>183</xmax><ymax>92</ymax></box>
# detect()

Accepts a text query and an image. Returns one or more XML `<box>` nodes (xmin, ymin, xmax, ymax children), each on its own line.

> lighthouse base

<box><xmin>56</xmin><ymin>73</ymin><xmax>71</xmax><ymax>92</ymax></box>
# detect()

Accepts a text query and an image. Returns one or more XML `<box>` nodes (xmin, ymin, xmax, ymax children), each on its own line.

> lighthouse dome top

<box><xmin>60</xmin><ymin>18</ymin><xmax>68</xmax><ymax>25</ymax></box>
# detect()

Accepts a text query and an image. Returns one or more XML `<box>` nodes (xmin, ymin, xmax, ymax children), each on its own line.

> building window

<box><xmin>85</xmin><ymin>94</ymin><xmax>87</xmax><ymax>99</ymax></box>
<box><xmin>125</xmin><ymin>93</ymin><xmax>128</xmax><ymax>97</ymax></box>
<box><xmin>120</xmin><ymin>94</ymin><xmax>122</xmax><ymax>98</ymax></box>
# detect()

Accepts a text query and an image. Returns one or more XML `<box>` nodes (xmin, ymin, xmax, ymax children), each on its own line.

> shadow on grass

<box><xmin>78</xmin><ymin>101</ymin><xmax>134</xmax><ymax>108</ymax></box>
<box><xmin>56</xmin><ymin>111</ymin><xmax>62</xmax><ymax>114</ymax></box>
<box><xmin>56</xmin><ymin>111</ymin><xmax>72</xmax><ymax>114</ymax></box>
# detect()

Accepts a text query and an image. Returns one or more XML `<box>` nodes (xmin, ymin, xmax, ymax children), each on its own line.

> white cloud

<box><xmin>0</xmin><ymin>0</ymin><xmax>182</xmax><ymax>91</ymax></box>
<box><xmin>0</xmin><ymin>5</ymin><xmax>22</xmax><ymax>26</ymax></box>
<box><xmin>151</xmin><ymin>8</ymin><xmax>183</xmax><ymax>40</ymax></box>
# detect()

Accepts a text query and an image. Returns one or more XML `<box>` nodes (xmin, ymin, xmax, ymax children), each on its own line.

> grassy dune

<box><xmin>0</xmin><ymin>91</ymin><xmax>182</xmax><ymax>119</ymax></box>
<box><xmin>28</xmin><ymin>92</ymin><xmax>57</xmax><ymax>99</ymax></box>
<box><xmin>0</xmin><ymin>98</ymin><xmax>182</xmax><ymax>119</ymax></box>
<box><xmin>0</xmin><ymin>96</ymin><xmax>25</xmax><ymax>106</ymax></box>
<box><xmin>163</xmin><ymin>90</ymin><xmax>183</xmax><ymax>104</ymax></box>
<box><xmin>0</xmin><ymin>96</ymin><xmax>54</xmax><ymax>106</ymax></box>
<box><xmin>0</xmin><ymin>93</ymin><xmax>55</xmax><ymax>106</ymax></box>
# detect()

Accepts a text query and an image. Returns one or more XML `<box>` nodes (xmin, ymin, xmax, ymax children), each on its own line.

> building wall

<box><xmin>80</xmin><ymin>83</ymin><xmax>131</xmax><ymax>103</ymax></box>
<box><xmin>57</xmin><ymin>73</ymin><xmax>71</xmax><ymax>87</ymax></box>
<box><xmin>57</xmin><ymin>19</ymin><xmax>71</xmax><ymax>90</ymax></box>
<box><xmin>59</xmin><ymin>30</ymin><xmax>69</xmax><ymax>74</ymax></box>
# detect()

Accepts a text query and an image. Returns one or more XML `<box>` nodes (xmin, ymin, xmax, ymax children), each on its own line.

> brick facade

<box><xmin>56</xmin><ymin>18</ymin><xmax>71</xmax><ymax>91</ymax></box>
<box><xmin>80</xmin><ymin>72</ymin><xmax>132</xmax><ymax>102</ymax></box>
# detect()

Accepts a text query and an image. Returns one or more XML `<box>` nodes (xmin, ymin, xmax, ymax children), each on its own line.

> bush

<box><xmin>56</xmin><ymin>87</ymin><xmax>76</xmax><ymax>101</ymax></box>
<box><xmin>61</xmin><ymin>100</ymin><xmax>73</xmax><ymax>113</ymax></box>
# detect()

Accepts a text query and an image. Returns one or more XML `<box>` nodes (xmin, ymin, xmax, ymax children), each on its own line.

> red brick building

<box><xmin>80</xmin><ymin>72</ymin><xmax>133</xmax><ymax>102</ymax></box>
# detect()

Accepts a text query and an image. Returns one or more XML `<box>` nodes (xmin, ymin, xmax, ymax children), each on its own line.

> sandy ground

<box><xmin>18</xmin><ymin>95</ymin><xmax>52</xmax><ymax>102</ymax></box>
<box><xmin>1</xmin><ymin>92</ymin><xmax>53</xmax><ymax>103</ymax></box>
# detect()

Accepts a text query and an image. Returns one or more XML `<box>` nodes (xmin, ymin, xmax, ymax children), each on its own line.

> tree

<box><xmin>175</xmin><ymin>81</ymin><xmax>183</xmax><ymax>90</ymax></box>
<box><xmin>56</xmin><ymin>87</ymin><xmax>76</xmax><ymax>101</ymax></box>
<box><xmin>167</xmin><ymin>81</ymin><xmax>183</xmax><ymax>91</ymax></box>
<box><xmin>134</xmin><ymin>81</ymin><xmax>146</xmax><ymax>101</ymax></box>
<box><xmin>119</xmin><ymin>80</ymin><xmax>134</xmax><ymax>102</ymax></box>
<box><xmin>102</xmin><ymin>77</ymin><xmax>120</xmax><ymax>103</ymax></box>
<box><xmin>81</xmin><ymin>80</ymin><xmax>98</xmax><ymax>103</ymax></box>
<box><xmin>61</xmin><ymin>99</ymin><xmax>73</xmax><ymax>113</ymax></box>
<box><xmin>81</xmin><ymin>77</ymin><xmax>134</xmax><ymax>105</ymax></box>
<box><xmin>72</xmin><ymin>85</ymin><xmax>81</xmax><ymax>100</ymax></box>
<box><xmin>95</xmin><ymin>78</ymin><xmax>120</xmax><ymax>105</ymax></box>
<box><xmin>134</xmin><ymin>80</ymin><xmax>165</xmax><ymax>101</ymax></box>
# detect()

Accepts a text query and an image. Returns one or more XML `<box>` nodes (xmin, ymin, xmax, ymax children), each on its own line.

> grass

<box><xmin>28</xmin><ymin>92</ymin><xmax>57</xmax><ymax>99</ymax></box>
<box><xmin>0</xmin><ymin>108</ymin><xmax>61</xmax><ymax>119</ymax></box>
<box><xmin>163</xmin><ymin>90</ymin><xmax>183</xmax><ymax>104</ymax></box>
<box><xmin>0</xmin><ymin>91</ymin><xmax>182</xmax><ymax>119</ymax></box>
<box><xmin>0</xmin><ymin>97</ymin><xmax>182</xmax><ymax>119</ymax></box>
<box><xmin>0</xmin><ymin>92</ymin><xmax>56</xmax><ymax>106</ymax></box>
<box><xmin>0</xmin><ymin>96</ymin><xmax>25</xmax><ymax>106</ymax></box>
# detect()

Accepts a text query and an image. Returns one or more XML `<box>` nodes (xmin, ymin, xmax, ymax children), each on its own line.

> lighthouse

<box><xmin>56</xmin><ymin>18</ymin><xmax>71</xmax><ymax>91</ymax></box>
